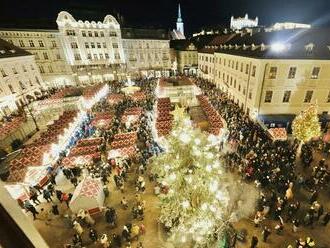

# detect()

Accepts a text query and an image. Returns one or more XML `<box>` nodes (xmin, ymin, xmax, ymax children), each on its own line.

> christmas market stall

<box><xmin>69</xmin><ymin>177</ymin><xmax>105</xmax><ymax>214</ymax></box>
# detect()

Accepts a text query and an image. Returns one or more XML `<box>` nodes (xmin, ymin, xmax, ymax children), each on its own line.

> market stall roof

<box><xmin>69</xmin><ymin>177</ymin><xmax>105</xmax><ymax>213</ymax></box>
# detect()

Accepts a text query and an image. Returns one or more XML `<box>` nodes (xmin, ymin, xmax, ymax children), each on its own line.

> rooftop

<box><xmin>0</xmin><ymin>38</ymin><xmax>31</xmax><ymax>59</ymax></box>
<box><xmin>215</xmin><ymin>28</ymin><xmax>330</xmax><ymax>60</ymax></box>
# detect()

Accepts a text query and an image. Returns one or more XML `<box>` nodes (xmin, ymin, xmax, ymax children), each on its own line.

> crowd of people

<box><xmin>195</xmin><ymin>77</ymin><xmax>330</xmax><ymax>247</ymax></box>
<box><xmin>18</xmin><ymin>78</ymin><xmax>160</xmax><ymax>248</ymax></box>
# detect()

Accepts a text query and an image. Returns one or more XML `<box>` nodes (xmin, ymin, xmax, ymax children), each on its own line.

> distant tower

<box><xmin>176</xmin><ymin>4</ymin><xmax>185</xmax><ymax>36</ymax></box>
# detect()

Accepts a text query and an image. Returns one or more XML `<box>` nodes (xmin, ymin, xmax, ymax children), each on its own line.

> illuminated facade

<box><xmin>199</xmin><ymin>29</ymin><xmax>330</xmax><ymax>122</ymax></box>
<box><xmin>0</xmin><ymin>29</ymin><xmax>74</xmax><ymax>88</ymax></box>
<box><xmin>0</xmin><ymin>39</ymin><xmax>44</xmax><ymax>116</ymax></box>
<box><xmin>0</xmin><ymin>11</ymin><xmax>172</xmax><ymax>86</ymax></box>
<box><xmin>230</xmin><ymin>14</ymin><xmax>258</xmax><ymax>30</ymax></box>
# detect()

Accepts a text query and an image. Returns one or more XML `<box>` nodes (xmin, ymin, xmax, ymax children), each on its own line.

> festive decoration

<box><xmin>151</xmin><ymin>107</ymin><xmax>258</xmax><ymax>247</ymax></box>
<box><xmin>292</xmin><ymin>104</ymin><xmax>321</xmax><ymax>143</ymax></box>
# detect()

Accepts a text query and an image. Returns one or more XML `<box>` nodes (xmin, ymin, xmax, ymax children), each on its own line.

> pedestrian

<box><xmin>43</xmin><ymin>189</ymin><xmax>53</xmax><ymax>202</ymax></box>
<box><xmin>24</xmin><ymin>200</ymin><xmax>39</xmax><ymax>220</ymax></box>
<box><xmin>73</xmin><ymin>220</ymin><xmax>83</xmax><ymax>236</ymax></box>
<box><xmin>122</xmin><ymin>225</ymin><xmax>130</xmax><ymax>242</ymax></box>
<box><xmin>61</xmin><ymin>192</ymin><xmax>70</xmax><ymax>207</ymax></box>
<box><xmin>139</xmin><ymin>223</ymin><xmax>146</xmax><ymax>235</ymax></box>
<box><xmin>136</xmin><ymin>242</ymin><xmax>144</xmax><ymax>248</ymax></box>
<box><xmin>56</xmin><ymin>190</ymin><xmax>63</xmax><ymax>202</ymax></box>
<box><xmin>292</xmin><ymin>219</ymin><xmax>300</xmax><ymax>233</ymax></box>
<box><xmin>131</xmin><ymin>224</ymin><xmax>140</xmax><ymax>241</ymax></box>
<box><xmin>72</xmin><ymin>234</ymin><xmax>82</xmax><ymax>247</ymax></box>
<box><xmin>321</xmin><ymin>212</ymin><xmax>330</xmax><ymax>226</ymax></box>
<box><xmin>250</xmin><ymin>236</ymin><xmax>258</xmax><ymax>248</ymax></box>
<box><xmin>262</xmin><ymin>226</ymin><xmax>271</xmax><ymax>242</ymax></box>
<box><xmin>29</xmin><ymin>190</ymin><xmax>41</xmax><ymax>205</ymax></box>
<box><xmin>100</xmin><ymin>233</ymin><xmax>110</xmax><ymax>248</ymax></box>
<box><xmin>51</xmin><ymin>204</ymin><xmax>59</xmax><ymax>216</ymax></box>
<box><xmin>84</xmin><ymin>210</ymin><xmax>95</xmax><ymax>226</ymax></box>
<box><xmin>47</xmin><ymin>183</ymin><xmax>55</xmax><ymax>196</ymax></box>
<box><xmin>70</xmin><ymin>177</ymin><xmax>78</xmax><ymax>187</ymax></box>
<box><xmin>121</xmin><ymin>196</ymin><xmax>128</xmax><ymax>209</ymax></box>
<box><xmin>89</xmin><ymin>228</ymin><xmax>98</xmax><ymax>243</ymax></box>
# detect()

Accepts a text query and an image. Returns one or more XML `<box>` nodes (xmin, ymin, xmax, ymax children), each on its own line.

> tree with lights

<box><xmin>292</xmin><ymin>104</ymin><xmax>321</xmax><ymax>153</ymax></box>
<box><xmin>151</xmin><ymin>106</ymin><xmax>258</xmax><ymax>247</ymax></box>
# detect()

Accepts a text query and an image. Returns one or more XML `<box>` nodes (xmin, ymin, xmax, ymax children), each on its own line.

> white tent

<box><xmin>69</xmin><ymin>177</ymin><xmax>105</xmax><ymax>213</ymax></box>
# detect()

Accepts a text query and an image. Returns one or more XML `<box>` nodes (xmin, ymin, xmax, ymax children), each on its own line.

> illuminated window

<box><xmin>245</xmin><ymin>64</ymin><xmax>249</xmax><ymax>74</ymax></box>
<box><xmin>48</xmin><ymin>65</ymin><xmax>53</xmax><ymax>73</ymax></box>
<box><xmin>66</xmin><ymin>30</ymin><xmax>76</xmax><ymax>36</ymax></box>
<box><xmin>103</xmin><ymin>42</ymin><xmax>107</xmax><ymax>48</ymax></box>
<box><xmin>19</xmin><ymin>40</ymin><xmax>25</xmax><ymax>47</ymax></box>
<box><xmin>304</xmin><ymin>90</ymin><xmax>313</xmax><ymax>103</ymax></box>
<box><xmin>88</xmin><ymin>31</ymin><xmax>93</xmax><ymax>37</ymax></box>
<box><xmin>85</xmin><ymin>42</ymin><xmax>89</xmax><ymax>49</ymax></box>
<box><xmin>74</xmin><ymin>53</ymin><xmax>81</xmax><ymax>60</ymax></box>
<box><xmin>71</xmin><ymin>42</ymin><xmax>78</xmax><ymax>49</ymax></box>
<box><xmin>29</xmin><ymin>40</ymin><xmax>34</xmax><ymax>47</ymax></box>
<box><xmin>43</xmin><ymin>52</ymin><xmax>49</xmax><ymax>60</ymax></box>
<box><xmin>51</xmin><ymin>40</ymin><xmax>57</xmax><ymax>47</ymax></box>
<box><xmin>35</xmin><ymin>76</ymin><xmax>41</xmax><ymax>85</ymax></box>
<box><xmin>113</xmin><ymin>43</ymin><xmax>118</xmax><ymax>48</ymax></box>
<box><xmin>94</xmin><ymin>31</ymin><xmax>99</xmax><ymax>37</ymax></box>
<box><xmin>235</xmin><ymin>61</ymin><xmax>238</xmax><ymax>70</ymax></box>
<box><xmin>19</xmin><ymin>81</ymin><xmax>26</xmax><ymax>90</ymax></box>
<box><xmin>288</xmin><ymin>67</ymin><xmax>297</xmax><ymax>79</ymax></box>
<box><xmin>100</xmin><ymin>31</ymin><xmax>104</xmax><ymax>37</ymax></box>
<box><xmin>109</xmin><ymin>31</ymin><xmax>117</xmax><ymax>37</ymax></box>
<box><xmin>82</xmin><ymin>31</ymin><xmax>86</xmax><ymax>37</ymax></box>
<box><xmin>249</xmin><ymin>91</ymin><xmax>252</xmax><ymax>99</ymax></box>
<box><xmin>269</xmin><ymin>67</ymin><xmax>277</xmax><ymax>79</ymax></box>
<box><xmin>283</xmin><ymin>90</ymin><xmax>291</xmax><ymax>103</ymax></box>
<box><xmin>264</xmin><ymin>91</ymin><xmax>273</xmax><ymax>103</ymax></box>
<box><xmin>91</xmin><ymin>42</ymin><xmax>95</xmax><ymax>48</ymax></box>
<box><xmin>240</xmin><ymin>63</ymin><xmax>243</xmax><ymax>72</ymax></box>
<box><xmin>97</xmin><ymin>43</ymin><xmax>101</xmax><ymax>48</ymax></box>
<box><xmin>39</xmin><ymin>65</ymin><xmax>45</xmax><ymax>73</ymax></box>
<box><xmin>38</xmin><ymin>40</ymin><xmax>44</xmax><ymax>47</ymax></box>
<box><xmin>87</xmin><ymin>53</ymin><xmax>92</xmax><ymax>59</ymax></box>
<box><xmin>1</xmin><ymin>68</ymin><xmax>7</xmax><ymax>77</ymax></box>
<box><xmin>311</xmin><ymin>67</ymin><xmax>320</xmax><ymax>79</ymax></box>
<box><xmin>8</xmin><ymin>84</ymin><xmax>15</xmax><ymax>94</ymax></box>
<box><xmin>251</xmin><ymin>65</ymin><xmax>256</xmax><ymax>77</ymax></box>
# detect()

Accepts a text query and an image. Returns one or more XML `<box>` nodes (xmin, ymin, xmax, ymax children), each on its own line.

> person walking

<box><xmin>51</xmin><ymin>204</ymin><xmax>59</xmax><ymax>216</ymax></box>
<box><xmin>250</xmin><ymin>236</ymin><xmax>258</xmax><ymax>248</ymax></box>
<box><xmin>29</xmin><ymin>190</ymin><xmax>41</xmax><ymax>205</ymax></box>
<box><xmin>100</xmin><ymin>234</ymin><xmax>110</xmax><ymax>248</ymax></box>
<box><xmin>73</xmin><ymin>220</ymin><xmax>83</xmax><ymax>236</ymax></box>
<box><xmin>89</xmin><ymin>228</ymin><xmax>98</xmax><ymax>243</ymax></box>
<box><xmin>43</xmin><ymin>189</ymin><xmax>53</xmax><ymax>202</ymax></box>
<box><xmin>24</xmin><ymin>200</ymin><xmax>39</xmax><ymax>220</ymax></box>
<box><xmin>262</xmin><ymin>226</ymin><xmax>271</xmax><ymax>242</ymax></box>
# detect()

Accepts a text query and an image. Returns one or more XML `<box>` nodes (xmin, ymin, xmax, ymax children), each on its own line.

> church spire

<box><xmin>178</xmin><ymin>4</ymin><xmax>182</xmax><ymax>22</ymax></box>
<box><xmin>176</xmin><ymin>3</ymin><xmax>184</xmax><ymax>37</ymax></box>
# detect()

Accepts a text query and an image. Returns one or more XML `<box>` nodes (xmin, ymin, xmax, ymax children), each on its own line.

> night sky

<box><xmin>0</xmin><ymin>0</ymin><xmax>329</xmax><ymax>35</ymax></box>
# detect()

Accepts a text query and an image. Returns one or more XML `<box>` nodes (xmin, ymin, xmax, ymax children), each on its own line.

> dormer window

<box><xmin>305</xmin><ymin>43</ymin><xmax>315</xmax><ymax>55</ymax></box>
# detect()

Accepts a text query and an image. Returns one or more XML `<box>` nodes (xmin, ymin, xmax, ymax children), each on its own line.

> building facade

<box><xmin>0</xmin><ymin>11</ymin><xmax>172</xmax><ymax>86</ymax></box>
<box><xmin>0</xmin><ymin>39</ymin><xmax>45</xmax><ymax>116</ymax></box>
<box><xmin>122</xmin><ymin>28</ymin><xmax>171</xmax><ymax>78</ymax></box>
<box><xmin>230</xmin><ymin>14</ymin><xmax>258</xmax><ymax>30</ymax></box>
<box><xmin>56</xmin><ymin>11</ymin><xmax>126</xmax><ymax>84</ymax></box>
<box><xmin>0</xmin><ymin>29</ymin><xmax>74</xmax><ymax>88</ymax></box>
<box><xmin>199</xmin><ymin>29</ymin><xmax>330</xmax><ymax>125</ymax></box>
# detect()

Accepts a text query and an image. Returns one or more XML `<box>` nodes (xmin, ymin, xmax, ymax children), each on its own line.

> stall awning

<box><xmin>258</xmin><ymin>114</ymin><xmax>296</xmax><ymax>127</ymax></box>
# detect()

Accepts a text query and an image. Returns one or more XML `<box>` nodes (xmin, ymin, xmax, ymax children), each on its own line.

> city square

<box><xmin>0</xmin><ymin>1</ymin><xmax>330</xmax><ymax>248</ymax></box>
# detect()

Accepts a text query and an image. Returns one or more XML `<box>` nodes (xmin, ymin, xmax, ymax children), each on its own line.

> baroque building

<box><xmin>0</xmin><ymin>38</ymin><xmax>45</xmax><ymax>116</ymax></box>
<box><xmin>198</xmin><ymin>28</ymin><xmax>330</xmax><ymax>127</ymax></box>
<box><xmin>0</xmin><ymin>11</ymin><xmax>172</xmax><ymax>86</ymax></box>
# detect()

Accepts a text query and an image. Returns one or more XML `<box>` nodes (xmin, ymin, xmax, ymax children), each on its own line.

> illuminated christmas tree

<box><xmin>151</xmin><ymin>106</ymin><xmax>257</xmax><ymax>247</ymax></box>
<box><xmin>292</xmin><ymin>104</ymin><xmax>321</xmax><ymax>144</ymax></box>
